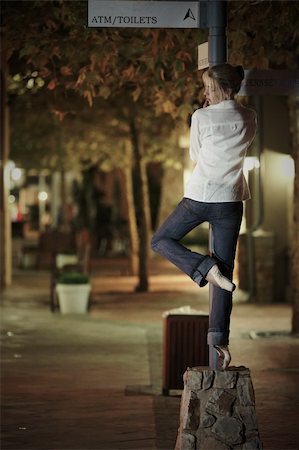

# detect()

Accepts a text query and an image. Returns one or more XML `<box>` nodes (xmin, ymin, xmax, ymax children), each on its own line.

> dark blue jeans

<box><xmin>151</xmin><ymin>198</ymin><xmax>243</xmax><ymax>346</ymax></box>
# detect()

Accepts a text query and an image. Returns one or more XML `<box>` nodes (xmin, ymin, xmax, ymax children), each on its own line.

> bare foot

<box><xmin>214</xmin><ymin>345</ymin><xmax>231</xmax><ymax>370</ymax></box>
<box><xmin>206</xmin><ymin>265</ymin><xmax>236</xmax><ymax>292</ymax></box>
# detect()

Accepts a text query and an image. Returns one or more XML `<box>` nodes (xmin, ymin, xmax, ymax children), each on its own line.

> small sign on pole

<box><xmin>198</xmin><ymin>42</ymin><xmax>209</xmax><ymax>70</ymax></box>
<box><xmin>88</xmin><ymin>0</ymin><xmax>200</xmax><ymax>28</ymax></box>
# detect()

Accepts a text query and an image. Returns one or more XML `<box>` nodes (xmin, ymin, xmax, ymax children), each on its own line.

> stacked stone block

<box><xmin>175</xmin><ymin>366</ymin><xmax>263</xmax><ymax>450</ymax></box>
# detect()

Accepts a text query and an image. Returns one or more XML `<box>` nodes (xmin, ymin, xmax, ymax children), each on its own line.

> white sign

<box><xmin>240</xmin><ymin>70</ymin><xmax>299</xmax><ymax>96</ymax></box>
<box><xmin>198</xmin><ymin>42</ymin><xmax>209</xmax><ymax>70</ymax></box>
<box><xmin>88</xmin><ymin>0</ymin><xmax>200</xmax><ymax>28</ymax></box>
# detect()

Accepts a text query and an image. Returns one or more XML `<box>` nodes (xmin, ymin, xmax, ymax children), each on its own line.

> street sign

<box><xmin>88</xmin><ymin>0</ymin><xmax>200</xmax><ymax>28</ymax></box>
<box><xmin>198</xmin><ymin>42</ymin><xmax>209</xmax><ymax>70</ymax></box>
<box><xmin>239</xmin><ymin>70</ymin><xmax>299</xmax><ymax>96</ymax></box>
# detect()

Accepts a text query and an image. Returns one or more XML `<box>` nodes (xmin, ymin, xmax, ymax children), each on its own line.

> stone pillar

<box><xmin>175</xmin><ymin>366</ymin><xmax>263</xmax><ymax>450</ymax></box>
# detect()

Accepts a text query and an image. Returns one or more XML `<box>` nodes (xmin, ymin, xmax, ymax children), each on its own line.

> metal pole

<box><xmin>207</xmin><ymin>0</ymin><xmax>227</xmax><ymax>369</ymax></box>
<box><xmin>208</xmin><ymin>228</ymin><xmax>219</xmax><ymax>369</ymax></box>
<box><xmin>208</xmin><ymin>0</ymin><xmax>227</xmax><ymax>67</ymax></box>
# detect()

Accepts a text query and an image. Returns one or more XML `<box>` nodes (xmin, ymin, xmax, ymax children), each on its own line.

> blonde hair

<box><xmin>203</xmin><ymin>64</ymin><xmax>245</xmax><ymax>101</ymax></box>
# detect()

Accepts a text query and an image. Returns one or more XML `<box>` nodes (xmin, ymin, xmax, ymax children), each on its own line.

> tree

<box><xmin>9</xmin><ymin>86</ymin><xmax>186</xmax><ymax>282</ymax></box>
<box><xmin>228</xmin><ymin>1</ymin><xmax>298</xmax><ymax>70</ymax></box>
<box><xmin>2</xmin><ymin>0</ymin><xmax>204</xmax><ymax>291</ymax></box>
<box><xmin>4</xmin><ymin>0</ymin><xmax>297</xmax><ymax>306</ymax></box>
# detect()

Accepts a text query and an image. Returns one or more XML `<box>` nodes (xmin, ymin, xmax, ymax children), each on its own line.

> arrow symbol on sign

<box><xmin>183</xmin><ymin>8</ymin><xmax>196</xmax><ymax>21</ymax></box>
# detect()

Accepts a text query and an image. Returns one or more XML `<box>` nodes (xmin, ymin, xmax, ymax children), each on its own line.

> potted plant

<box><xmin>56</xmin><ymin>272</ymin><xmax>91</xmax><ymax>314</ymax></box>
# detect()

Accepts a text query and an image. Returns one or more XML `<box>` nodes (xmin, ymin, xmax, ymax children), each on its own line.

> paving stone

<box><xmin>237</xmin><ymin>376</ymin><xmax>255</xmax><ymax>406</ymax></box>
<box><xmin>201</xmin><ymin>412</ymin><xmax>216</xmax><ymax>428</ymax></box>
<box><xmin>214</xmin><ymin>370</ymin><xmax>238</xmax><ymax>389</ymax></box>
<box><xmin>205</xmin><ymin>389</ymin><xmax>236</xmax><ymax>416</ymax></box>
<box><xmin>198</xmin><ymin>435</ymin><xmax>231</xmax><ymax>450</ymax></box>
<box><xmin>186</xmin><ymin>395</ymin><xmax>201</xmax><ymax>431</ymax></box>
<box><xmin>212</xmin><ymin>416</ymin><xmax>244</xmax><ymax>445</ymax></box>
<box><xmin>202</xmin><ymin>370</ymin><xmax>215</xmax><ymax>390</ymax></box>
<box><xmin>235</xmin><ymin>405</ymin><xmax>258</xmax><ymax>433</ymax></box>
<box><xmin>179</xmin><ymin>430</ymin><xmax>196</xmax><ymax>450</ymax></box>
<box><xmin>185</xmin><ymin>367</ymin><xmax>203</xmax><ymax>392</ymax></box>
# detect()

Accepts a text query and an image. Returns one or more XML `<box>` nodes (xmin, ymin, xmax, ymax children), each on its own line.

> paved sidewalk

<box><xmin>1</xmin><ymin>258</ymin><xmax>299</xmax><ymax>450</ymax></box>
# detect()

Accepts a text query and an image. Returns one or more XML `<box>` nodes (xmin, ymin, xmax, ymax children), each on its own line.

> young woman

<box><xmin>151</xmin><ymin>63</ymin><xmax>257</xmax><ymax>369</ymax></box>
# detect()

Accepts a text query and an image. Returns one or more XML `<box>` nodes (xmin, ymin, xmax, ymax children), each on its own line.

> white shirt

<box><xmin>185</xmin><ymin>100</ymin><xmax>257</xmax><ymax>202</ymax></box>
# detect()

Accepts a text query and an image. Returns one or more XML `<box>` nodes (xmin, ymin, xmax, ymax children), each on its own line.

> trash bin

<box><xmin>162</xmin><ymin>307</ymin><xmax>209</xmax><ymax>395</ymax></box>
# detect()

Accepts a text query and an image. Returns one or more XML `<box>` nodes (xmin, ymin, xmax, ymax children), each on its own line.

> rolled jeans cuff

<box><xmin>191</xmin><ymin>256</ymin><xmax>218</xmax><ymax>287</ymax></box>
<box><xmin>207</xmin><ymin>331</ymin><xmax>229</xmax><ymax>346</ymax></box>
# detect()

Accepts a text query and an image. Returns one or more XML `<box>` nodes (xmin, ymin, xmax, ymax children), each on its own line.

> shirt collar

<box><xmin>207</xmin><ymin>100</ymin><xmax>236</xmax><ymax>110</ymax></box>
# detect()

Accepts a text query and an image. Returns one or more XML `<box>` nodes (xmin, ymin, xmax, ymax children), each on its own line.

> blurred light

<box><xmin>7</xmin><ymin>160</ymin><xmax>16</xmax><ymax>171</ymax></box>
<box><xmin>90</xmin><ymin>142</ymin><xmax>98</xmax><ymax>150</ymax></box>
<box><xmin>38</xmin><ymin>191</ymin><xmax>48</xmax><ymax>201</ymax></box>
<box><xmin>12</xmin><ymin>74</ymin><xmax>21</xmax><ymax>82</ymax></box>
<box><xmin>31</xmin><ymin>71</ymin><xmax>38</xmax><ymax>77</ymax></box>
<box><xmin>244</xmin><ymin>157</ymin><xmax>260</xmax><ymax>172</ymax></box>
<box><xmin>179</xmin><ymin>135</ymin><xmax>190</xmax><ymax>149</ymax></box>
<box><xmin>11</xmin><ymin>168</ymin><xmax>22</xmax><ymax>181</ymax></box>
<box><xmin>8</xmin><ymin>195</ymin><xmax>16</xmax><ymax>204</ymax></box>
<box><xmin>280</xmin><ymin>156</ymin><xmax>294</xmax><ymax>178</ymax></box>
<box><xmin>36</xmin><ymin>77</ymin><xmax>45</xmax><ymax>87</ymax></box>
<box><xmin>26</xmin><ymin>78</ymin><xmax>34</xmax><ymax>89</ymax></box>
<box><xmin>173</xmin><ymin>162</ymin><xmax>182</xmax><ymax>170</ymax></box>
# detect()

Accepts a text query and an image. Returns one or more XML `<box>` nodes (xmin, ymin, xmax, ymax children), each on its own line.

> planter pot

<box><xmin>56</xmin><ymin>284</ymin><xmax>91</xmax><ymax>314</ymax></box>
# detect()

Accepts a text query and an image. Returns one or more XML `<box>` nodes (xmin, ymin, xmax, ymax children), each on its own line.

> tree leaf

<box><xmin>60</xmin><ymin>66</ymin><xmax>73</xmax><ymax>76</ymax></box>
<box><xmin>99</xmin><ymin>86</ymin><xmax>111</xmax><ymax>99</ymax></box>
<box><xmin>47</xmin><ymin>79</ymin><xmax>57</xmax><ymax>90</ymax></box>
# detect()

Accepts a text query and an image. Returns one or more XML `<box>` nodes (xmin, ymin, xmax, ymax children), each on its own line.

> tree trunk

<box><xmin>123</xmin><ymin>143</ymin><xmax>139</xmax><ymax>276</ymax></box>
<box><xmin>129</xmin><ymin>118</ymin><xmax>151</xmax><ymax>292</ymax></box>
<box><xmin>0</xmin><ymin>61</ymin><xmax>12</xmax><ymax>289</ymax></box>
<box><xmin>289</xmin><ymin>97</ymin><xmax>299</xmax><ymax>333</ymax></box>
